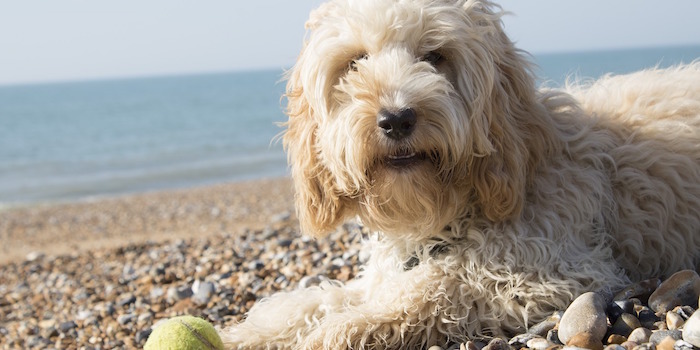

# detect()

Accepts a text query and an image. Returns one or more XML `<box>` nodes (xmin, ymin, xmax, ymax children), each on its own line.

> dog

<box><xmin>223</xmin><ymin>0</ymin><xmax>700</xmax><ymax>348</ymax></box>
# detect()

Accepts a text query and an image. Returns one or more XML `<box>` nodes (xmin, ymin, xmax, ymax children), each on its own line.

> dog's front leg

<box><xmin>222</xmin><ymin>279</ymin><xmax>363</xmax><ymax>349</ymax></box>
<box><xmin>293</xmin><ymin>262</ymin><xmax>446</xmax><ymax>350</ymax></box>
<box><xmin>223</xmin><ymin>262</ymin><xmax>444</xmax><ymax>350</ymax></box>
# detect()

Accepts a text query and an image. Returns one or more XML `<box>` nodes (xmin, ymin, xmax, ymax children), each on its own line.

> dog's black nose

<box><xmin>377</xmin><ymin>108</ymin><xmax>417</xmax><ymax>140</ymax></box>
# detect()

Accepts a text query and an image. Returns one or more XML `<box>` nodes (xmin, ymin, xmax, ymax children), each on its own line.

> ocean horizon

<box><xmin>1</xmin><ymin>44</ymin><xmax>699</xmax><ymax>207</ymax></box>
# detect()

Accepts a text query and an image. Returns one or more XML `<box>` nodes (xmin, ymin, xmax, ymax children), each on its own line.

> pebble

<box><xmin>613</xmin><ymin>278</ymin><xmax>659</xmax><ymax>302</ymax></box>
<box><xmin>604</xmin><ymin>345</ymin><xmax>625</xmax><ymax>350</ymax></box>
<box><xmin>567</xmin><ymin>332</ymin><xmax>604</xmax><ymax>350</ymax></box>
<box><xmin>609</xmin><ymin>313</ymin><xmax>641</xmax><ymax>337</ymax></box>
<box><xmin>192</xmin><ymin>280</ymin><xmax>216</xmax><ymax>305</ymax></box>
<box><xmin>647</xmin><ymin>269</ymin><xmax>700</xmax><ymax>313</ymax></box>
<box><xmin>558</xmin><ymin>292</ymin><xmax>608</xmax><ymax>344</ymax></box>
<box><xmin>676</xmin><ymin>339</ymin><xmax>696</xmax><ymax>350</ymax></box>
<box><xmin>525</xmin><ymin>337</ymin><xmax>552</xmax><ymax>349</ymax></box>
<box><xmin>481</xmin><ymin>338</ymin><xmax>509</xmax><ymax>350</ymax></box>
<box><xmin>606</xmin><ymin>334</ymin><xmax>627</xmax><ymax>345</ymax></box>
<box><xmin>636</xmin><ymin>307</ymin><xmax>659</xmax><ymax>329</ymax></box>
<box><xmin>167</xmin><ymin>285</ymin><xmax>194</xmax><ymax>303</ymax></box>
<box><xmin>58</xmin><ymin>321</ymin><xmax>77</xmax><ymax>334</ymax></box>
<box><xmin>117</xmin><ymin>313</ymin><xmax>136</xmax><ymax>325</ymax></box>
<box><xmin>607</xmin><ymin>300</ymin><xmax>634</xmax><ymax>324</ymax></box>
<box><xmin>666</xmin><ymin>310</ymin><xmax>684</xmax><ymax>330</ymax></box>
<box><xmin>619</xmin><ymin>340</ymin><xmax>638</xmax><ymax>349</ymax></box>
<box><xmin>656</xmin><ymin>336</ymin><xmax>676</xmax><ymax>350</ymax></box>
<box><xmin>528</xmin><ymin>312</ymin><xmax>562</xmax><ymax>336</ymax></box>
<box><xmin>626</xmin><ymin>327</ymin><xmax>651</xmax><ymax>344</ymax></box>
<box><xmin>299</xmin><ymin>275</ymin><xmax>323</xmax><ymax>289</ymax></box>
<box><xmin>649</xmin><ymin>329</ymin><xmax>682</xmax><ymax>344</ymax></box>
<box><xmin>683</xmin><ymin>309</ymin><xmax>700</xmax><ymax>347</ymax></box>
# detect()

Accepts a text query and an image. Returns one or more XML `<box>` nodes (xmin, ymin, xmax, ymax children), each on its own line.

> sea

<box><xmin>1</xmin><ymin>45</ymin><xmax>699</xmax><ymax>207</ymax></box>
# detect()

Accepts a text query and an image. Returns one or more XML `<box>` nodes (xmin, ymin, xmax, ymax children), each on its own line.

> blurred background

<box><xmin>1</xmin><ymin>0</ymin><xmax>699</xmax><ymax>207</ymax></box>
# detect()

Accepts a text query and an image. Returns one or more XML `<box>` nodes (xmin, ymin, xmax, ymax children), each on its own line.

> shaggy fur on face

<box><xmin>223</xmin><ymin>0</ymin><xmax>700</xmax><ymax>348</ymax></box>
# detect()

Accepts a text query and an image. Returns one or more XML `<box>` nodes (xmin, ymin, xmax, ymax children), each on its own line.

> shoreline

<box><xmin>0</xmin><ymin>177</ymin><xmax>295</xmax><ymax>265</ymax></box>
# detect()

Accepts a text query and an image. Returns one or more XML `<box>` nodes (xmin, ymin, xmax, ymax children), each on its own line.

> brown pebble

<box><xmin>656</xmin><ymin>335</ymin><xmax>677</xmax><ymax>350</ymax></box>
<box><xmin>619</xmin><ymin>341</ymin><xmax>637</xmax><ymax>350</ymax></box>
<box><xmin>648</xmin><ymin>270</ymin><xmax>700</xmax><ymax>313</ymax></box>
<box><xmin>567</xmin><ymin>332</ymin><xmax>603</xmax><ymax>350</ymax></box>
<box><xmin>666</xmin><ymin>311</ymin><xmax>684</xmax><ymax>330</ymax></box>
<box><xmin>606</xmin><ymin>334</ymin><xmax>627</xmax><ymax>345</ymax></box>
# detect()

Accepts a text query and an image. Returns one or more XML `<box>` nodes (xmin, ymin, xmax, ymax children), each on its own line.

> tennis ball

<box><xmin>144</xmin><ymin>315</ymin><xmax>224</xmax><ymax>350</ymax></box>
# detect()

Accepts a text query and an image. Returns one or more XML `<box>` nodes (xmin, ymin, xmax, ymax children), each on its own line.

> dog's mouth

<box><xmin>385</xmin><ymin>149</ymin><xmax>431</xmax><ymax>169</ymax></box>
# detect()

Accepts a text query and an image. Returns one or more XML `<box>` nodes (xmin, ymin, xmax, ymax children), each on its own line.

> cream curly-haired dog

<box><xmin>224</xmin><ymin>0</ymin><xmax>700</xmax><ymax>348</ymax></box>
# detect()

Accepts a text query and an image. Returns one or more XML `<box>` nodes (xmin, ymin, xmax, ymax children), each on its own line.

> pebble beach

<box><xmin>1</xmin><ymin>177</ymin><xmax>700</xmax><ymax>349</ymax></box>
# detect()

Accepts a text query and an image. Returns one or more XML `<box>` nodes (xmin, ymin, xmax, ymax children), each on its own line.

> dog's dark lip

<box><xmin>385</xmin><ymin>151</ymin><xmax>428</xmax><ymax>168</ymax></box>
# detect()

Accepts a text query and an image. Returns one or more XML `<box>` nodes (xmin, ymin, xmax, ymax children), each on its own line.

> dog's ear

<box><xmin>469</xmin><ymin>47</ymin><xmax>530</xmax><ymax>222</ymax></box>
<box><xmin>460</xmin><ymin>2</ymin><xmax>553</xmax><ymax>222</ymax></box>
<box><xmin>283</xmin><ymin>60</ymin><xmax>349</xmax><ymax>238</ymax></box>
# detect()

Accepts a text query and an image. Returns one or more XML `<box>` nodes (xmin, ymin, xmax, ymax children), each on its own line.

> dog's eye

<box><xmin>349</xmin><ymin>53</ymin><xmax>368</xmax><ymax>72</ymax></box>
<box><xmin>422</xmin><ymin>51</ymin><xmax>445</xmax><ymax>66</ymax></box>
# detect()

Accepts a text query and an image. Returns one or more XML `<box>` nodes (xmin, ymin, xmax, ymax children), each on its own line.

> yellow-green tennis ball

<box><xmin>144</xmin><ymin>316</ymin><xmax>224</xmax><ymax>350</ymax></box>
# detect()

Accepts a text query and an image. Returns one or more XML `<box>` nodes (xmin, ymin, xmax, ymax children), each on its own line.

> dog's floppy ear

<box><xmin>460</xmin><ymin>1</ymin><xmax>552</xmax><ymax>222</ymax></box>
<box><xmin>283</xmin><ymin>57</ymin><xmax>349</xmax><ymax>238</ymax></box>
<box><xmin>469</xmin><ymin>45</ymin><xmax>530</xmax><ymax>222</ymax></box>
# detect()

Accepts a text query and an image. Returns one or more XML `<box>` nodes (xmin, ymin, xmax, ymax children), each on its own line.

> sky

<box><xmin>1</xmin><ymin>1</ymin><xmax>699</xmax><ymax>85</ymax></box>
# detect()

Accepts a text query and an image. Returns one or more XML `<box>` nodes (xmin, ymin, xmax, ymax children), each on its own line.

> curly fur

<box><xmin>223</xmin><ymin>0</ymin><xmax>700</xmax><ymax>348</ymax></box>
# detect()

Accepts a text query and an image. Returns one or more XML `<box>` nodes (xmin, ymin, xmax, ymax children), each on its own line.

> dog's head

<box><xmin>284</xmin><ymin>0</ymin><xmax>547</xmax><ymax>238</ymax></box>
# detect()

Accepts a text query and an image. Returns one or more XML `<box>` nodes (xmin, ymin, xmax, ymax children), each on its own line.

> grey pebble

<box><xmin>117</xmin><ymin>313</ymin><xmax>136</xmax><ymax>325</ymax></box>
<box><xmin>166</xmin><ymin>285</ymin><xmax>193</xmax><ymax>303</ymax></box>
<box><xmin>117</xmin><ymin>294</ymin><xmax>136</xmax><ymax>307</ymax></box>
<box><xmin>58</xmin><ymin>321</ymin><xmax>77</xmax><ymax>333</ymax></box>
<box><xmin>193</xmin><ymin>282</ymin><xmax>215</xmax><ymax>305</ymax></box>
<box><xmin>137</xmin><ymin>312</ymin><xmax>153</xmax><ymax>324</ymax></box>
<box><xmin>558</xmin><ymin>292</ymin><xmax>608</xmax><ymax>344</ymax></box>
<box><xmin>528</xmin><ymin>312</ymin><xmax>561</xmax><ymax>336</ymax></box>
<box><xmin>248</xmin><ymin>259</ymin><xmax>265</xmax><ymax>270</ymax></box>
<box><xmin>135</xmin><ymin>329</ymin><xmax>152</xmax><ymax>344</ymax></box>
<box><xmin>509</xmin><ymin>332</ymin><xmax>537</xmax><ymax>346</ymax></box>
<box><xmin>648</xmin><ymin>329</ymin><xmax>682</xmax><ymax>344</ymax></box>
<box><xmin>626</xmin><ymin>327</ymin><xmax>651</xmax><ymax>344</ymax></box>
<box><xmin>546</xmin><ymin>329</ymin><xmax>562</xmax><ymax>345</ymax></box>
<box><xmin>299</xmin><ymin>275</ymin><xmax>322</xmax><ymax>289</ymax></box>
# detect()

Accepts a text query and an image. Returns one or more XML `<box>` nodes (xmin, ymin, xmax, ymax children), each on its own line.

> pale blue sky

<box><xmin>1</xmin><ymin>1</ymin><xmax>699</xmax><ymax>85</ymax></box>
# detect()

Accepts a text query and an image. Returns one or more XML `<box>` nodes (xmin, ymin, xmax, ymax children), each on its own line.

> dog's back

<box><xmin>560</xmin><ymin>63</ymin><xmax>700</xmax><ymax>279</ymax></box>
